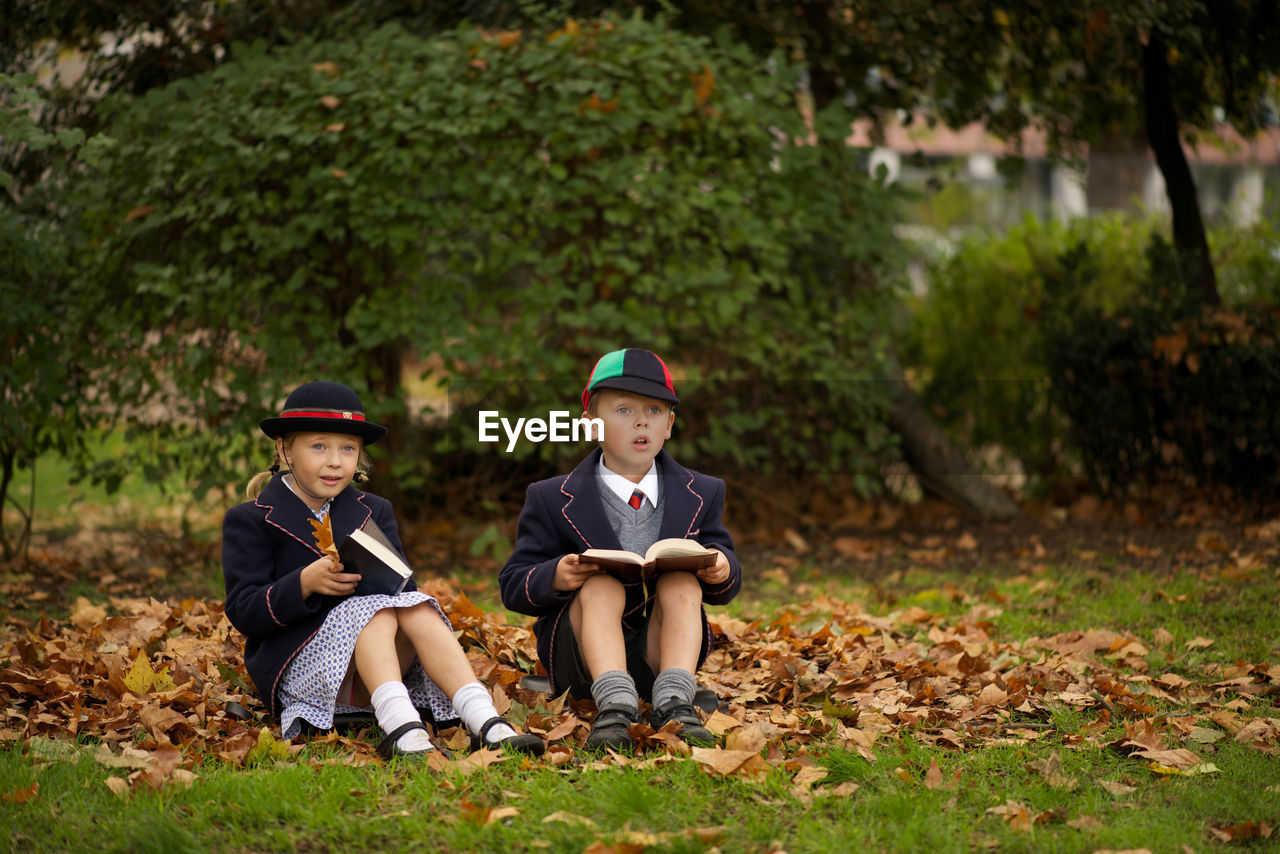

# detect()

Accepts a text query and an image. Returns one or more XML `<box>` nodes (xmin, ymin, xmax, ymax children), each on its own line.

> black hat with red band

<box><xmin>259</xmin><ymin>381</ymin><xmax>387</xmax><ymax>444</ymax></box>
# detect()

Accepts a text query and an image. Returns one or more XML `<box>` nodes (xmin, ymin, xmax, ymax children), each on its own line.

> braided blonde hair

<box><xmin>245</xmin><ymin>435</ymin><xmax>373</xmax><ymax>499</ymax></box>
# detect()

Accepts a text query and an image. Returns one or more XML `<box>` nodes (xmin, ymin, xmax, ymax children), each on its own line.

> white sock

<box><xmin>451</xmin><ymin>681</ymin><xmax>517</xmax><ymax>744</ymax></box>
<box><xmin>370</xmin><ymin>681</ymin><xmax>434</xmax><ymax>752</ymax></box>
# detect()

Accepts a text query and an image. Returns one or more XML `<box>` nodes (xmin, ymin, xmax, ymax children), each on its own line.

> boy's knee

<box><xmin>655</xmin><ymin>571</ymin><xmax>703</xmax><ymax>604</ymax></box>
<box><xmin>571</xmin><ymin>575</ymin><xmax>626</xmax><ymax>628</ymax></box>
<box><xmin>579</xmin><ymin>572</ymin><xmax>625</xmax><ymax>602</ymax></box>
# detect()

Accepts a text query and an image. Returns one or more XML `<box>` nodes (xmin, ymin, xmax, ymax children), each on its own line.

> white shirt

<box><xmin>597</xmin><ymin>458</ymin><xmax>660</xmax><ymax>509</ymax></box>
<box><xmin>282</xmin><ymin>474</ymin><xmax>332</xmax><ymax>521</ymax></box>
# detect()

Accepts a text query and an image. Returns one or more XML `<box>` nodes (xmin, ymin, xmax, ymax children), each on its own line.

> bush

<box><xmin>1211</xmin><ymin>216</ymin><xmax>1280</xmax><ymax>305</ymax></box>
<box><xmin>900</xmin><ymin>213</ymin><xmax>1157</xmax><ymax>485</ymax></box>
<box><xmin>1041</xmin><ymin>235</ymin><xmax>1280</xmax><ymax>494</ymax></box>
<box><xmin>904</xmin><ymin>210</ymin><xmax>1280</xmax><ymax>495</ymax></box>
<box><xmin>1</xmin><ymin>73</ymin><xmax>111</xmax><ymax>558</ymax></box>
<box><xmin>71</xmin><ymin>15</ymin><xmax>902</xmax><ymax>504</ymax></box>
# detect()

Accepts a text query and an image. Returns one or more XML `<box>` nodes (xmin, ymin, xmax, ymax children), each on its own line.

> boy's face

<box><xmin>588</xmin><ymin>389</ymin><xmax>674</xmax><ymax>480</ymax></box>
<box><xmin>280</xmin><ymin>431</ymin><xmax>362</xmax><ymax>510</ymax></box>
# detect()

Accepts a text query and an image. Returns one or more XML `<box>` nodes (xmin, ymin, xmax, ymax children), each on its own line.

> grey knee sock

<box><xmin>651</xmin><ymin>667</ymin><xmax>697</xmax><ymax>709</ymax></box>
<box><xmin>590</xmin><ymin>669</ymin><xmax>639</xmax><ymax>712</ymax></box>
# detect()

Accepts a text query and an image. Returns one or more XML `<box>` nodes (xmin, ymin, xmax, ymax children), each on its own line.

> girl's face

<box><xmin>280</xmin><ymin>432</ymin><xmax>362</xmax><ymax>510</ymax></box>
<box><xmin>590</xmin><ymin>390</ymin><xmax>674</xmax><ymax>480</ymax></box>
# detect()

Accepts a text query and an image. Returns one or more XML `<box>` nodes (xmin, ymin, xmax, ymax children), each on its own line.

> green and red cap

<box><xmin>582</xmin><ymin>349</ymin><xmax>679</xmax><ymax>410</ymax></box>
<box><xmin>259</xmin><ymin>381</ymin><xmax>387</xmax><ymax>444</ymax></box>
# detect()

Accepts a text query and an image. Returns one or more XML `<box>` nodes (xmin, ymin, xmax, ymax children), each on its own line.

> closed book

<box><xmin>580</xmin><ymin>538</ymin><xmax>718</xmax><ymax>580</ymax></box>
<box><xmin>338</xmin><ymin>519</ymin><xmax>413</xmax><ymax>597</ymax></box>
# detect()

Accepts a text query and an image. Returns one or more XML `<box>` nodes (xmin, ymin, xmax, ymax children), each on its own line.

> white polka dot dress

<box><xmin>277</xmin><ymin>592</ymin><xmax>458</xmax><ymax>739</ymax></box>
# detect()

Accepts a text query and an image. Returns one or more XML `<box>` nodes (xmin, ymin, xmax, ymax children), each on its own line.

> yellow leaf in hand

<box><xmin>310</xmin><ymin>517</ymin><xmax>339</xmax><ymax>558</ymax></box>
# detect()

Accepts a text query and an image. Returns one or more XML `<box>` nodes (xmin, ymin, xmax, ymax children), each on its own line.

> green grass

<box><xmin>3</xmin><ymin>512</ymin><xmax>1279</xmax><ymax>852</ymax></box>
<box><xmin>8</xmin><ymin>433</ymin><xmax>158</xmax><ymax>519</ymax></box>
<box><xmin>4</xmin><ymin>432</ymin><xmax>233</xmax><ymax>536</ymax></box>
<box><xmin>883</xmin><ymin>562</ymin><xmax>1280</xmax><ymax>664</ymax></box>
<box><xmin>4</xmin><ymin>724</ymin><xmax>1277</xmax><ymax>853</ymax></box>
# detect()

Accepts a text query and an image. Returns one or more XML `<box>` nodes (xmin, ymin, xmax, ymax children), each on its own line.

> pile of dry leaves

<box><xmin>2</xmin><ymin>572</ymin><xmax>1277</xmax><ymax>798</ymax></box>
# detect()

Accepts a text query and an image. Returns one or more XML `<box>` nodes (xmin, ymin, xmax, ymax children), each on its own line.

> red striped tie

<box><xmin>628</xmin><ymin>489</ymin><xmax>643</xmax><ymax>510</ymax></box>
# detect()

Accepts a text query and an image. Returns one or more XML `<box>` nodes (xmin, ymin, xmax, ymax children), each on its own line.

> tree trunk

<box><xmin>0</xmin><ymin>453</ymin><xmax>14</xmax><ymax>561</ymax></box>
<box><xmin>886</xmin><ymin>353</ymin><xmax>1020</xmax><ymax>520</ymax></box>
<box><xmin>799</xmin><ymin>2</ymin><xmax>840</xmax><ymax>111</ymax></box>
<box><xmin>1142</xmin><ymin>31</ymin><xmax>1220</xmax><ymax>306</ymax></box>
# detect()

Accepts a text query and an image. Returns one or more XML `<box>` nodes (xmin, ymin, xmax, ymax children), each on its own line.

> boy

<box><xmin>499</xmin><ymin>349</ymin><xmax>742</xmax><ymax>750</ymax></box>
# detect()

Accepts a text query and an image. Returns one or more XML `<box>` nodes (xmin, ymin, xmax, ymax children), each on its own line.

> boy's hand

<box><xmin>300</xmin><ymin>555</ymin><xmax>361</xmax><ymax>598</ymax></box>
<box><xmin>696</xmin><ymin>549</ymin><xmax>731</xmax><ymax>586</ymax></box>
<box><xmin>553</xmin><ymin>553</ymin><xmax>603</xmax><ymax>592</ymax></box>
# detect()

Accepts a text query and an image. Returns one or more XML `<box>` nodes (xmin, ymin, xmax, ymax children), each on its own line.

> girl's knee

<box><xmin>354</xmin><ymin>608</ymin><xmax>403</xmax><ymax>662</ymax></box>
<box><xmin>360</xmin><ymin>607</ymin><xmax>398</xmax><ymax>635</ymax></box>
<box><xmin>398</xmin><ymin>602</ymin><xmax>453</xmax><ymax>638</ymax></box>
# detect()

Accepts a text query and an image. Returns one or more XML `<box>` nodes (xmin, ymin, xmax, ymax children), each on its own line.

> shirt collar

<box><xmin>597</xmin><ymin>457</ymin><xmax>660</xmax><ymax>509</ymax></box>
<box><xmin>281</xmin><ymin>474</ymin><xmax>332</xmax><ymax>521</ymax></box>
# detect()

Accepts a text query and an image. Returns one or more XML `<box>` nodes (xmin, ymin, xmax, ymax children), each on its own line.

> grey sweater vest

<box><xmin>599</xmin><ymin>481</ymin><xmax>664</xmax><ymax>556</ymax></box>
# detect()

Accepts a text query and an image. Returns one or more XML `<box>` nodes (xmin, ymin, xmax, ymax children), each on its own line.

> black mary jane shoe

<box><xmin>471</xmin><ymin>716</ymin><xmax>546</xmax><ymax>757</ymax></box>
<box><xmin>376</xmin><ymin>721</ymin><xmax>451</xmax><ymax>760</ymax></box>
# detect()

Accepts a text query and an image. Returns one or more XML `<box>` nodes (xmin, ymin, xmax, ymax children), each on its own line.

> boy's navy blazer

<box><xmin>222</xmin><ymin>476</ymin><xmax>415</xmax><ymax>718</ymax></box>
<box><xmin>499</xmin><ymin>448</ymin><xmax>741</xmax><ymax>688</ymax></box>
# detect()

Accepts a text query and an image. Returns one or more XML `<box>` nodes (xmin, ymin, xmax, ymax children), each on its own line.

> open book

<box><xmin>580</xmin><ymin>538</ymin><xmax>719</xmax><ymax>580</ymax></box>
<box><xmin>338</xmin><ymin>518</ymin><xmax>413</xmax><ymax>597</ymax></box>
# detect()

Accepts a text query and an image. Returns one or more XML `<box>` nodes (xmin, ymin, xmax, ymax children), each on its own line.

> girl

<box><xmin>222</xmin><ymin>381</ymin><xmax>544</xmax><ymax>759</ymax></box>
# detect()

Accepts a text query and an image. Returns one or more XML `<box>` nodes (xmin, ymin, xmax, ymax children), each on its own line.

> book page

<box><xmin>645</xmin><ymin>538</ymin><xmax>716</xmax><ymax>562</ymax></box>
<box><xmin>349</xmin><ymin>529</ymin><xmax>412</xmax><ymax>578</ymax></box>
<box><xmin>580</xmin><ymin>548</ymin><xmax>645</xmax><ymax>565</ymax></box>
<box><xmin>358</xmin><ymin>517</ymin><xmax>398</xmax><ymax>552</ymax></box>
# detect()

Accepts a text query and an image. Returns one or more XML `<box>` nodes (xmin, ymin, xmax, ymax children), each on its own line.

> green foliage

<box><xmin>1211</xmin><ymin>215</ymin><xmax>1280</xmax><ymax>304</ymax></box>
<box><xmin>904</xmin><ymin>180</ymin><xmax>1000</xmax><ymax>233</ymax></box>
<box><xmin>72</xmin><ymin>14</ymin><xmax>901</xmax><ymax>500</ymax></box>
<box><xmin>904</xmin><ymin>212</ymin><xmax>1280</xmax><ymax>494</ymax></box>
<box><xmin>0</xmin><ymin>2</ymin><xmax>512</xmax><ymax>95</ymax></box>
<box><xmin>901</xmin><ymin>213</ymin><xmax>1157</xmax><ymax>484</ymax></box>
<box><xmin>569</xmin><ymin>2</ymin><xmax>1280</xmax><ymax>146</ymax></box>
<box><xmin>1041</xmin><ymin>235</ymin><xmax>1280</xmax><ymax>493</ymax></box>
<box><xmin>588</xmin><ymin>1</ymin><xmax>1280</xmax><ymax>306</ymax></box>
<box><xmin>0</xmin><ymin>73</ymin><xmax>112</xmax><ymax>559</ymax></box>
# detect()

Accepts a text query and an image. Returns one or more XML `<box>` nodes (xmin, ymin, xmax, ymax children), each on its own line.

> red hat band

<box><xmin>280</xmin><ymin>408</ymin><xmax>368</xmax><ymax>423</ymax></box>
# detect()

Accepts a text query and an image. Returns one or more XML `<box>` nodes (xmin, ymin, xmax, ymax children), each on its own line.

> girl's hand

<box><xmin>300</xmin><ymin>555</ymin><xmax>361</xmax><ymax>598</ymax></box>
<box><xmin>696</xmin><ymin>549</ymin><xmax>731</xmax><ymax>586</ymax></box>
<box><xmin>553</xmin><ymin>553</ymin><xmax>603</xmax><ymax>592</ymax></box>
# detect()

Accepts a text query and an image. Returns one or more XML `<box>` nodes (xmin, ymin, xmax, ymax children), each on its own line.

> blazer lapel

<box><xmin>657</xmin><ymin>451</ymin><xmax>704</xmax><ymax>540</ymax></box>
<box><xmin>328</xmin><ymin>487</ymin><xmax>374</xmax><ymax>543</ymax></box>
<box><xmin>560</xmin><ymin>448</ymin><xmax>623</xmax><ymax>551</ymax></box>
<box><xmin>257</xmin><ymin>476</ymin><xmax>326</xmax><ymax>556</ymax></box>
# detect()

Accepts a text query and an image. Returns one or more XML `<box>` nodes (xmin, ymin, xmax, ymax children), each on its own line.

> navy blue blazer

<box><xmin>221</xmin><ymin>476</ymin><xmax>414</xmax><ymax>717</ymax></box>
<box><xmin>499</xmin><ymin>448</ymin><xmax>741</xmax><ymax>690</ymax></box>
